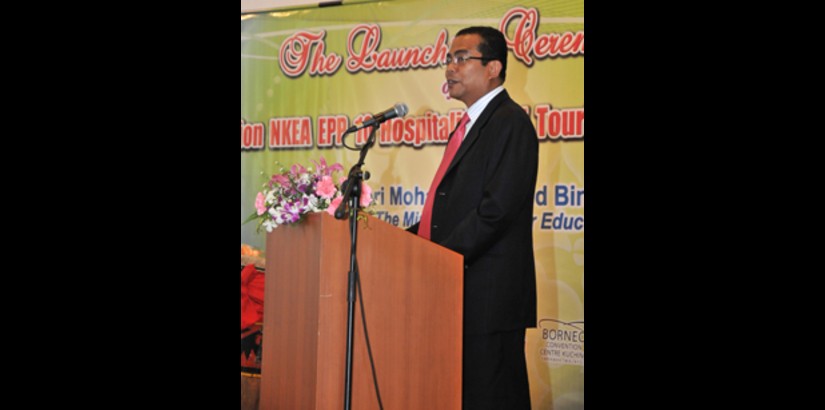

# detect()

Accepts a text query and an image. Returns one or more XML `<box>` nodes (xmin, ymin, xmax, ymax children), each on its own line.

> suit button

<box><xmin>432</xmin><ymin>225</ymin><xmax>438</xmax><ymax>229</ymax></box>
<box><xmin>438</xmin><ymin>192</ymin><xmax>446</xmax><ymax>196</ymax></box>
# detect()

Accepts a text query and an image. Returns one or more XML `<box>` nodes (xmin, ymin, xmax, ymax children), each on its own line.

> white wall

<box><xmin>241</xmin><ymin>0</ymin><xmax>325</xmax><ymax>13</ymax></box>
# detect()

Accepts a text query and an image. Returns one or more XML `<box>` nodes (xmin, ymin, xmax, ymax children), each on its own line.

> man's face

<box><xmin>445</xmin><ymin>34</ymin><xmax>495</xmax><ymax>107</ymax></box>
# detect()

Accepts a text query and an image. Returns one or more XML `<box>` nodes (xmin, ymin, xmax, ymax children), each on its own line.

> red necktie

<box><xmin>419</xmin><ymin>113</ymin><xmax>470</xmax><ymax>240</ymax></box>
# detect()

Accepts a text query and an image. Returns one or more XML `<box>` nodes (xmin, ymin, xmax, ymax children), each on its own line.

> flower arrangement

<box><xmin>245</xmin><ymin>157</ymin><xmax>373</xmax><ymax>232</ymax></box>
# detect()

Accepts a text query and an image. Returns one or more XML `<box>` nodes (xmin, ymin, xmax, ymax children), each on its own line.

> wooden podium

<box><xmin>260</xmin><ymin>213</ymin><xmax>463</xmax><ymax>409</ymax></box>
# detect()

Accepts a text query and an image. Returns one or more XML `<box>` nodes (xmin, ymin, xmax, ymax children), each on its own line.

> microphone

<box><xmin>346</xmin><ymin>103</ymin><xmax>408</xmax><ymax>133</ymax></box>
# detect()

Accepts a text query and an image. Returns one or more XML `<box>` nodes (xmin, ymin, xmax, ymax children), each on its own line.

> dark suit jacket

<box><xmin>409</xmin><ymin>89</ymin><xmax>538</xmax><ymax>336</ymax></box>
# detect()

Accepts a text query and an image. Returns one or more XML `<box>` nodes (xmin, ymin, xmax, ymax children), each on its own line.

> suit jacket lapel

<box><xmin>445</xmin><ymin>90</ymin><xmax>511</xmax><ymax>176</ymax></box>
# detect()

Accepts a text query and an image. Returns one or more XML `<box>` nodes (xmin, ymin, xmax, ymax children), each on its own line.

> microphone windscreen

<box><xmin>394</xmin><ymin>103</ymin><xmax>409</xmax><ymax>118</ymax></box>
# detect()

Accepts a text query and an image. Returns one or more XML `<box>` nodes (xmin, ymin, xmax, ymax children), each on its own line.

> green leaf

<box><xmin>241</xmin><ymin>211</ymin><xmax>260</xmax><ymax>226</ymax></box>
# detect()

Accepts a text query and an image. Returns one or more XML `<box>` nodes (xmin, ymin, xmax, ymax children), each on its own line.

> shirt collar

<box><xmin>463</xmin><ymin>86</ymin><xmax>505</xmax><ymax>138</ymax></box>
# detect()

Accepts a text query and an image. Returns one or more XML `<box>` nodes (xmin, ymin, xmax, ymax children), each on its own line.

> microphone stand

<box><xmin>334</xmin><ymin>125</ymin><xmax>378</xmax><ymax>410</ymax></box>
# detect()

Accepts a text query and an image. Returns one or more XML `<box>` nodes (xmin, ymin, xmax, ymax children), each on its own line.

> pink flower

<box><xmin>270</xmin><ymin>174</ymin><xmax>290</xmax><ymax>187</ymax></box>
<box><xmin>315</xmin><ymin>175</ymin><xmax>336</xmax><ymax>199</ymax></box>
<box><xmin>313</xmin><ymin>156</ymin><xmax>344</xmax><ymax>176</ymax></box>
<box><xmin>360</xmin><ymin>181</ymin><xmax>373</xmax><ymax>207</ymax></box>
<box><xmin>255</xmin><ymin>192</ymin><xmax>267</xmax><ymax>215</ymax></box>
<box><xmin>291</xmin><ymin>163</ymin><xmax>307</xmax><ymax>176</ymax></box>
<box><xmin>326</xmin><ymin>196</ymin><xmax>343</xmax><ymax>216</ymax></box>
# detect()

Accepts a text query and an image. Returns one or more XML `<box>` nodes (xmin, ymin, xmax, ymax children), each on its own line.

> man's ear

<box><xmin>487</xmin><ymin>60</ymin><xmax>502</xmax><ymax>80</ymax></box>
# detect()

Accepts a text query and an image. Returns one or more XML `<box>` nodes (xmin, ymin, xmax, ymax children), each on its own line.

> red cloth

<box><xmin>241</xmin><ymin>264</ymin><xmax>265</xmax><ymax>330</ymax></box>
<box><xmin>419</xmin><ymin>113</ymin><xmax>470</xmax><ymax>239</ymax></box>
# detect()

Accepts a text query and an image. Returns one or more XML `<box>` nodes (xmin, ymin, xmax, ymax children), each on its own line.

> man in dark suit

<box><xmin>408</xmin><ymin>26</ymin><xmax>538</xmax><ymax>409</ymax></box>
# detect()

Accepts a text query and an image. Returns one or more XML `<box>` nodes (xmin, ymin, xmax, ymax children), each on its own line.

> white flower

<box><xmin>262</xmin><ymin>219</ymin><xmax>278</xmax><ymax>232</ymax></box>
<box><xmin>265</xmin><ymin>189</ymin><xmax>277</xmax><ymax>204</ymax></box>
